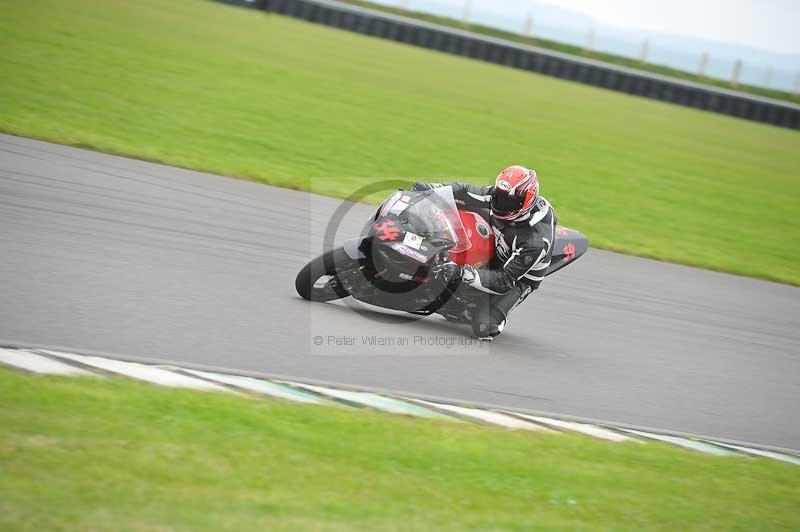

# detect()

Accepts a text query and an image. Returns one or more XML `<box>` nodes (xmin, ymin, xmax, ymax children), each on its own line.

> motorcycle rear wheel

<box><xmin>295</xmin><ymin>247</ymin><xmax>357</xmax><ymax>302</ymax></box>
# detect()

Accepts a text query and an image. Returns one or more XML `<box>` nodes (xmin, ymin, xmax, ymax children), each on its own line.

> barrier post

<box><xmin>639</xmin><ymin>39</ymin><xmax>649</xmax><ymax>63</ymax></box>
<box><xmin>731</xmin><ymin>59</ymin><xmax>742</xmax><ymax>88</ymax></box>
<box><xmin>698</xmin><ymin>52</ymin><xmax>709</xmax><ymax>78</ymax></box>
<box><xmin>522</xmin><ymin>11</ymin><xmax>533</xmax><ymax>37</ymax></box>
<box><xmin>584</xmin><ymin>26</ymin><xmax>594</xmax><ymax>55</ymax></box>
<box><xmin>462</xmin><ymin>0</ymin><xmax>472</xmax><ymax>23</ymax></box>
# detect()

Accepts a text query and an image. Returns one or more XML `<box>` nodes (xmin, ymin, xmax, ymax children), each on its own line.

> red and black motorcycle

<box><xmin>295</xmin><ymin>186</ymin><xmax>587</xmax><ymax>323</ymax></box>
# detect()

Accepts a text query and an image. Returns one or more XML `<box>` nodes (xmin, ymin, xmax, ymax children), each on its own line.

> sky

<box><xmin>414</xmin><ymin>0</ymin><xmax>799</xmax><ymax>55</ymax></box>
<box><xmin>539</xmin><ymin>0</ymin><xmax>799</xmax><ymax>55</ymax></box>
<box><xmin>386</xmin><ymin>0</ymin><xmax>798</xmax><ymax>88</ymax></box>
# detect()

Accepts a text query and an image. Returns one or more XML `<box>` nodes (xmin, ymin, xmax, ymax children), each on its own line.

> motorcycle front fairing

<box><xmin>358</xmin><ymin>187</ymin><xmax>470</xmax><ymax>281</ymax></box>
<box><xmin>340</xmin><ymin>237</ymin><xmax>459</xmax><ymax>314</ymax></box>
<box><xmin>339</xmin><ymin>187</ymin><xmax>471</xmax><ymax>313</ymax></box>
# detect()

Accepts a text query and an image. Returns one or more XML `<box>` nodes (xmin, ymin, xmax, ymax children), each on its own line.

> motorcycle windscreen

<box><xmin>375</xmin><ymin>187</ymin><xmax>472</xmax><ymax>253</ymax></box>
<box><xmin>413</xmin><ymin>186</ymin><xmax>472</xmax><ymax>253</ymax></box>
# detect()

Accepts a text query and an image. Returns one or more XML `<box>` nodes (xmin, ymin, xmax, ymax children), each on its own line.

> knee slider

<box><xmin>472</xmin><ymin>306</ymin><xmax>507</xmax><ymax>338</ymax></box>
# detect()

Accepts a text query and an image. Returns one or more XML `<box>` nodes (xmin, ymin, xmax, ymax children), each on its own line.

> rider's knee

<box><xmin>471</xmin><ymin>283</ymin><xmax>537</xmax><ymax>338</ymax></box>
<box><xmin>472</xmin><ymin>305</ymin><xmax>507</xmax><ymax>338</ymax></box>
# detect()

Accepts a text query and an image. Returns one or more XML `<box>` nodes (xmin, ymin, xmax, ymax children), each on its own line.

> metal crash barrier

<box><xmin>218</xmin><ymin>0</ymin><xmax>800</xmax><ymax>130</ymax></box>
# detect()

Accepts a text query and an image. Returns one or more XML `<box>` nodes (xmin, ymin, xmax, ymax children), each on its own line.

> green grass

<box><xmin>0</xmin><ymin>0</ymin><xmax>799</xmax><ymax>284</ymax></box>
<box><xmin>1</xmin><ymin>367</ymin><xmax>798</xmax><ymax>531</ymax></box>
<box><xmin>341</xmin><ymin>0</ymin><xmax>800</xmax><ymax>105</ymax></box>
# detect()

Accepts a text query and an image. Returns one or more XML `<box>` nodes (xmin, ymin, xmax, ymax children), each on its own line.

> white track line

<box><xmin>505</xmin><ymin>412</ymin><xmax>635</xmax><ymax>442</ymax></box>
<box><xmin>410</xmin><ymin>399</ymin><xmax>557</xmax><ymax>431</ymax></box>
<box><xmin>38</xmin><ymin>350</ymin><xmax>229</xmax><ymax>391</ymax></box>
<box><xmin>282</xmin><ymin>382</ymin><xmax>452</xmax><ymax>418</ymax></box>
<box><xmin>701</xmin><ymin>441</ymin><xmax>800</xmax><ymax>465</ymax></box>
<box><xmin>181</xmin><ymin>370</ymin><xmax>328</xmax><ymax>403</ymax></box>
<box><xmin>620</xmin><ymin>429</ymin><xmax>738</xmax><ymax>456</ymax></box>
<box><xmin>0</xmin><ymin>348</ymin><xmax>94</xmax><ymax>376</ymax></box>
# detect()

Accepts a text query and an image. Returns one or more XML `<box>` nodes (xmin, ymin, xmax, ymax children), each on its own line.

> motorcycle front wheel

<box><xmin>295</xmin><ymin>247</ymin><xmax>358</xmax><ymax>302</ymax></box>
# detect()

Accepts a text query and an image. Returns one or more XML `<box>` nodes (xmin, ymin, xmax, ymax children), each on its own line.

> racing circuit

<box><xmin>2</xmin><ymin>133</ymin><xmax>799</xmax><ymax>452</ymax></box>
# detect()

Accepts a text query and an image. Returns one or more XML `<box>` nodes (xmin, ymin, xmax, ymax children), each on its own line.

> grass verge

<box><xmin>0</xmin><ymin>0</ymin><xmax>798</xmax><ymax>284</ymax></box>
<box><xmin>1</xmin><ymin>367</ymin><xmax>798</xmax><ymax>531</ymax></box>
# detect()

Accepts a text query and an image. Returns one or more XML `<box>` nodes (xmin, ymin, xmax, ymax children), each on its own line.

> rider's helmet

<box><xmin>491</xmin><ymin>165</ymin><xmax>539</xmax><ymax>221</ymax></box>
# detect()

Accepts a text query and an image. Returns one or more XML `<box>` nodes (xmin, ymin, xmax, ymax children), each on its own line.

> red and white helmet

<box><xmin>491</xmin><ymin>165</ymin><xmax>539</xmax><ymax>221</ymax></box>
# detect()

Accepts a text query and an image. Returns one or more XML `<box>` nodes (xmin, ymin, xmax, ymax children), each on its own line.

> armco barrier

<box><xmin>219</xmin><ymin>0</ymin><xmax>800</xmax><ymax>130</ymax></box>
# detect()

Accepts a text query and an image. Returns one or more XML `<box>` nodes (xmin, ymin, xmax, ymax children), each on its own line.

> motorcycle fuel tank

<box><xmin>449</xmin><ymin>210</ymin><xmax>495</xmax><ymax>267</ymax></box>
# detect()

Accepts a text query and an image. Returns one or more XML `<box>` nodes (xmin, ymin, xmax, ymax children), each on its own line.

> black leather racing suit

<box><xmin>440</xmin><ymin>182</ymin><xmax>557</xmax><ymax>337</ymax></box>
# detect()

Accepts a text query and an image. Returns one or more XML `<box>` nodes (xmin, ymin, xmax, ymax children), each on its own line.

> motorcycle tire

<box><xmin>295</xmin><ymin>247</ymin><xmax>357</xmax><ymax>302</ymax></box>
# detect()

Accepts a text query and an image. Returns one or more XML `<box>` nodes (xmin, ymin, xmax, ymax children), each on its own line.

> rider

<box><xmin>414</xmin><ymin>165</ymin><xmax>556</xmax><ymax>340</ymax></box>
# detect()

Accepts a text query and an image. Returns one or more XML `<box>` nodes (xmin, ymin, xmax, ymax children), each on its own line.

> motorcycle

<box><xmin>295</xmin><ymin>186</ymin><xmax>588</xmax><ymax>325</ymax></box>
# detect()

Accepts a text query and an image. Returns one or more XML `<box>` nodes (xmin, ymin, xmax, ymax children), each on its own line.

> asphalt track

<box><xmin>2</xmin><ymin>133</ymin><xmax>799</xmax><ymax>450</ymax></box>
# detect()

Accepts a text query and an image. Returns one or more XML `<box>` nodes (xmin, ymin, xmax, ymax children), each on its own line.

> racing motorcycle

<box><xmin>295</xmin><ymin>186</ymin><xmax>587</xmax><ymax>324</ymax></box>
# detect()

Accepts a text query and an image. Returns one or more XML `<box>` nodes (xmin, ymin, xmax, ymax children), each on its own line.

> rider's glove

<box><xmin>411</xmin><ymin>181</ymin><xmax>442</xmax><ymax>191</ymax></box>
<box><xmin>433</xmin><ymin>261</ymin><xmax>462</xmax><ymax>282</ymax></box>
<box><xmin>461</xmin><ymin>265</ymin><xmax>478</xmax><ymax>285</ymax></box>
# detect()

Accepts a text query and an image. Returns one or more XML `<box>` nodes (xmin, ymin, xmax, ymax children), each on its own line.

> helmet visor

<box><xmin>491</xmin><ymin>189</ymin><xmax>525</xmax><ymax>216</ymax></box>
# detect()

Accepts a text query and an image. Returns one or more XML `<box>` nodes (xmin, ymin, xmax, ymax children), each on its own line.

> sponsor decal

<box><xmin>555</xmin><ymin>226</ymin><xmax>570</xmax><ymax>237</ymax></box>
<box><xmin>403</xmin><ymin>231</ymin><xmax>424</xmax><ymax>250</ymax></box>
<box><xmin>388</xmin><ymin>200</ymin><xmax>409</xmax><ymax>215</ymax></box>
<box><xmin>562</xmin><ymin>242</ymin><xmax>576</xmax><ymax>262</ymax></box>
<box><xmin>497</xmin><ymin>180</ymin><xmax>512</xmax><ymax>191</ymax></box>
<box><xmin>400</xmin><ymin>195</ymin><xmax>411</xmax><ymax>203</ymax></box>
<box><xmin>390</xmin><ymin>242</ymin><xmax>428</xmax><ymax>263</ymax></box>
<box><xmin>379</xmin><ymin>192</ymin><xmax>403</xmax><ymax>217</ymax></box>
<box><xmin>373</xmin><ymin>219</ymin><xmax>400</xmax><ymax>241</ymax></box>
<box><xmin>398</xmin><ymin>272</ymin><xmax>414</xmax><ymax>280</ymax></box>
